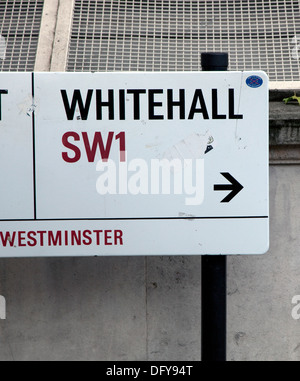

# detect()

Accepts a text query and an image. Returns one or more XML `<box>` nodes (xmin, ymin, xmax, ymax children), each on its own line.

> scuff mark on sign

<box><xmin>26</xmin><ymin>104</ymin><xmax>36</xmax><ymax>117</ymax></box>
<box><xmin>164</xmin><ymin>132</ymin><xmax>215</xmax><ymax>162</ymax></box>
<box><xmin>17</xmin><ymin>94</ymin><xmax>37</xmax><ymax>117</ymax></box>
<box><xmin>7</xmin><ymin>235</ymin><xmax>16</xmax><ymax>248</ymax></box>
<box><xmin>178</xmin><ymin>212</ymin><xmax>196</xmax><ymax>221</ymax></box>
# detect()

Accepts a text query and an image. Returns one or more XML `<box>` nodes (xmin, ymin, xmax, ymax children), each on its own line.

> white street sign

<box><xmin>0</xmin><ymin>72</ymin><xmax>269</xmax><ymax>257</ymax></box>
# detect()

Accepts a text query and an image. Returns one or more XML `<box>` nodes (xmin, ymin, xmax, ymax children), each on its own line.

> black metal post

<box><xmin>201</xmin><ymin>52</ymin><xmax>228</xmax><ymax>362</ymax></box>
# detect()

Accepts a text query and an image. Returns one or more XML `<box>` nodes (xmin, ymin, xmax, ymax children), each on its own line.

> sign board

<box><xmin>0</xmin><ymin>71</ymin><xmax>269</xmax><ymax>257</ymax></box>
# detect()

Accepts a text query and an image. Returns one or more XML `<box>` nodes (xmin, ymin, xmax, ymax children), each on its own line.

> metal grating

<box><xmin>0</xmin><ymin>0</ymin><xmax>44</xmax><ymax>72</ymax></box>
<box><xmin>67</xmin><ymin>0</ymin><xmax>300</xmax><ymax>82</ymax></box>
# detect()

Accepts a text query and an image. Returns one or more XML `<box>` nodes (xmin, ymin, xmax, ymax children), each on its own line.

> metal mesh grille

<box><xmin>0</xmin><ymin>0</ymin><xmax>44</xmax><ymax>72</ymax></box>
<box><xmin>67</xmin><ymin>0</ymin><xmax>300</xmax><ymax>82</ymax></box>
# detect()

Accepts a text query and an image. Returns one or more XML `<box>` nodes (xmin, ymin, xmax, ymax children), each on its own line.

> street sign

<box><xmin>0</xmin><ymin>71</ymin><xmax>269</xmax><ymax>257</ymax></box>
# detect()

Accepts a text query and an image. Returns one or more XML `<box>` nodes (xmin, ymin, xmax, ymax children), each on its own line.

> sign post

<box><xmin>201</xmin><ymin>52</ymin><xmax>228</xmax><ymax>363</ymax></box>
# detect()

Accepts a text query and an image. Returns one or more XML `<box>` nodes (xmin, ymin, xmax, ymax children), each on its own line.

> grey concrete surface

<box><xmin>0</xmin><ymin>257</ymin><xmax>147</xmax><ymax>361</ymax></box>
<box><xmin>0</xmin><ymin>165</ymin><xmax>299</xmax><ymax>361</ymax></box>
<box><xmin>228</xmin><ymin>165</ymin><xmax>300</xmax><ymax>361</ymax></box>
<box><xmin>146</xmin><ymin>256</ymin><xmax>201</xmax><ymax>361</ymax></box>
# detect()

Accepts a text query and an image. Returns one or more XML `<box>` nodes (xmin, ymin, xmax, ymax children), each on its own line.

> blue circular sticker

<box><xmin>246</xmin><ymin>75</ymin><xmax>263</xmax><ymax>88</ymax></box>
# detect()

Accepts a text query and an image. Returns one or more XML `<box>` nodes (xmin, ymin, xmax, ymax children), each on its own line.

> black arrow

<box><xmin>214</xmin><ymin>172</ymin><xmax>244</xmax><ymax>203</ymax></box>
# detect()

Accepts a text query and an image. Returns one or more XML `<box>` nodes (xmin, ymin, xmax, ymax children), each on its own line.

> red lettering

<box><xmin>62</xmin><ymin>131</ymin><xmax>126</xmax><ymax>163</ymax></box>
<box><xmin>27</xmin><ymin>231</ymin><xmax>37</xmax><ymax>247</ymax></box>
<box><xmin>82</xmin><ymin>230</ymin><xmax>92</xmax><ymax>245</ymax></box>
<box><xmin>71</xmin><ymin>230</ymin><xmax>81</xmax><ymax>246</ymax></box>
<box><xmin>0</xmin><ymin>232</ymin><xmax>16</xmax><ymax>247</ymax></box>
<box><xmin>82</xmin><ymin>132</ymin><xmax>114</xmax><ymax>162</ymax></box>
<box><xmin>48</xmin><ymin>231</ymin><xmax>62</xmax><ymax>246</ymax></box>
<box><xmin>114</xmin><ymin>230</ymin><xmax>123</xmax><ymax>245</ymax></box>
<box><xmin>105</xmin><ymin>230</ymin><xmax>113</xmax><ymax>245</ymax></box>
<box><xmin>115</xmin><ymin>132</ymin><xmax>126</xmax><ymax>162</ymax></box>
<box><xmin>62</xmin><ymin>132</ymin><xmax>81</xmax><ymax>163</ymax></box>
<box><xmin>0</xmin><ymin>229</ymin><xmax>124</xmax><ymax>248</ymax></box>
<box><xmin>65</xmin><ymin>230</ymin><xmax>68</xmax><ymax>246</ymax></box>
<box><xmin>18</xmin><ymin>231</ymin><xmax>26</xmax><ymax>247</ymax></box>
<box><xmin>37</xmin><ymin>231</ymin><xmax>47</xmax><ymax>246</ymax></box>
<box><xmin>93</xmin><ymin>230</ymin><xmax>103</xmax><ymax>245</ymax></box>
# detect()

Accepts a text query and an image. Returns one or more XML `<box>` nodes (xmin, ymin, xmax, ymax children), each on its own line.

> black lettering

<box><xmin>0</xmin><ymin>89</ymin><xmax>8</xmax><ymax>120</ymax></box>
<box><xmin>149</xmin><ymin>89</ymin><xmax>164</xmax><ymax>120</ymax></box>
<box><xmin>167</xmin><ymin>89</ymin><xmax>185</xmax><ymax>119</ymax></box>
<box><xmin>229</xmin><ymin>89</ymin><xmax>243</xmax><ymax>119</ymax></box>
<box><xmin>212</xmin><ymin>89</ymin><xmax>226</xmax><ymax>119</ymax></box>
<box><xmin>61</xmin><ymin>89</ymin><xmax>93</xmax><ymax>120</ymax></box>
<box><xmin>127</xmin><ymin>89</ymin><xmax>146</xmax><ymax>120</ymax></box>
<box><xmin>119</xmin><ymin>89</ymin><xmax>125</xmax><ymax>120</ymax></box>
<box><xmin>188</xmin><ymin>90</ymin><xmax>209</xmax><ymax>119</ymax></box>
<box><xmin>96</xmin><ymin>90</ymin><xmax>114</xmax><ymax>120</ymax></box>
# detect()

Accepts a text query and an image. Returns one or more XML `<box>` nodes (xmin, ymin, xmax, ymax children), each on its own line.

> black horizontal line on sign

<box><xmin>0</xmin><ymin>216</ymin><xmax>268</xmax><ymax>222</ymax></box>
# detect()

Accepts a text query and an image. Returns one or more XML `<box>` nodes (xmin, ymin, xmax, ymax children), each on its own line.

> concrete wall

<box><xmin>0</xmin><ymin>164</ymin><xmax>299</xmax><ymax>361</ymax></box>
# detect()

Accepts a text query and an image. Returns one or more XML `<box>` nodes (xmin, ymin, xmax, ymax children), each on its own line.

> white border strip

<box><xmin>50</xmin><ymin>0</ymin><xmax>75</xmax><ymax>72</ymax></box>
<box><xmin>269</xmin><ymin>81</ymin><xmax>300</xmax><ymax>90</ymax></box>
<box><xmin>34</xmin><ymin>0</ymin><xmax>60</xmax><ymax>71</ymax></box>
